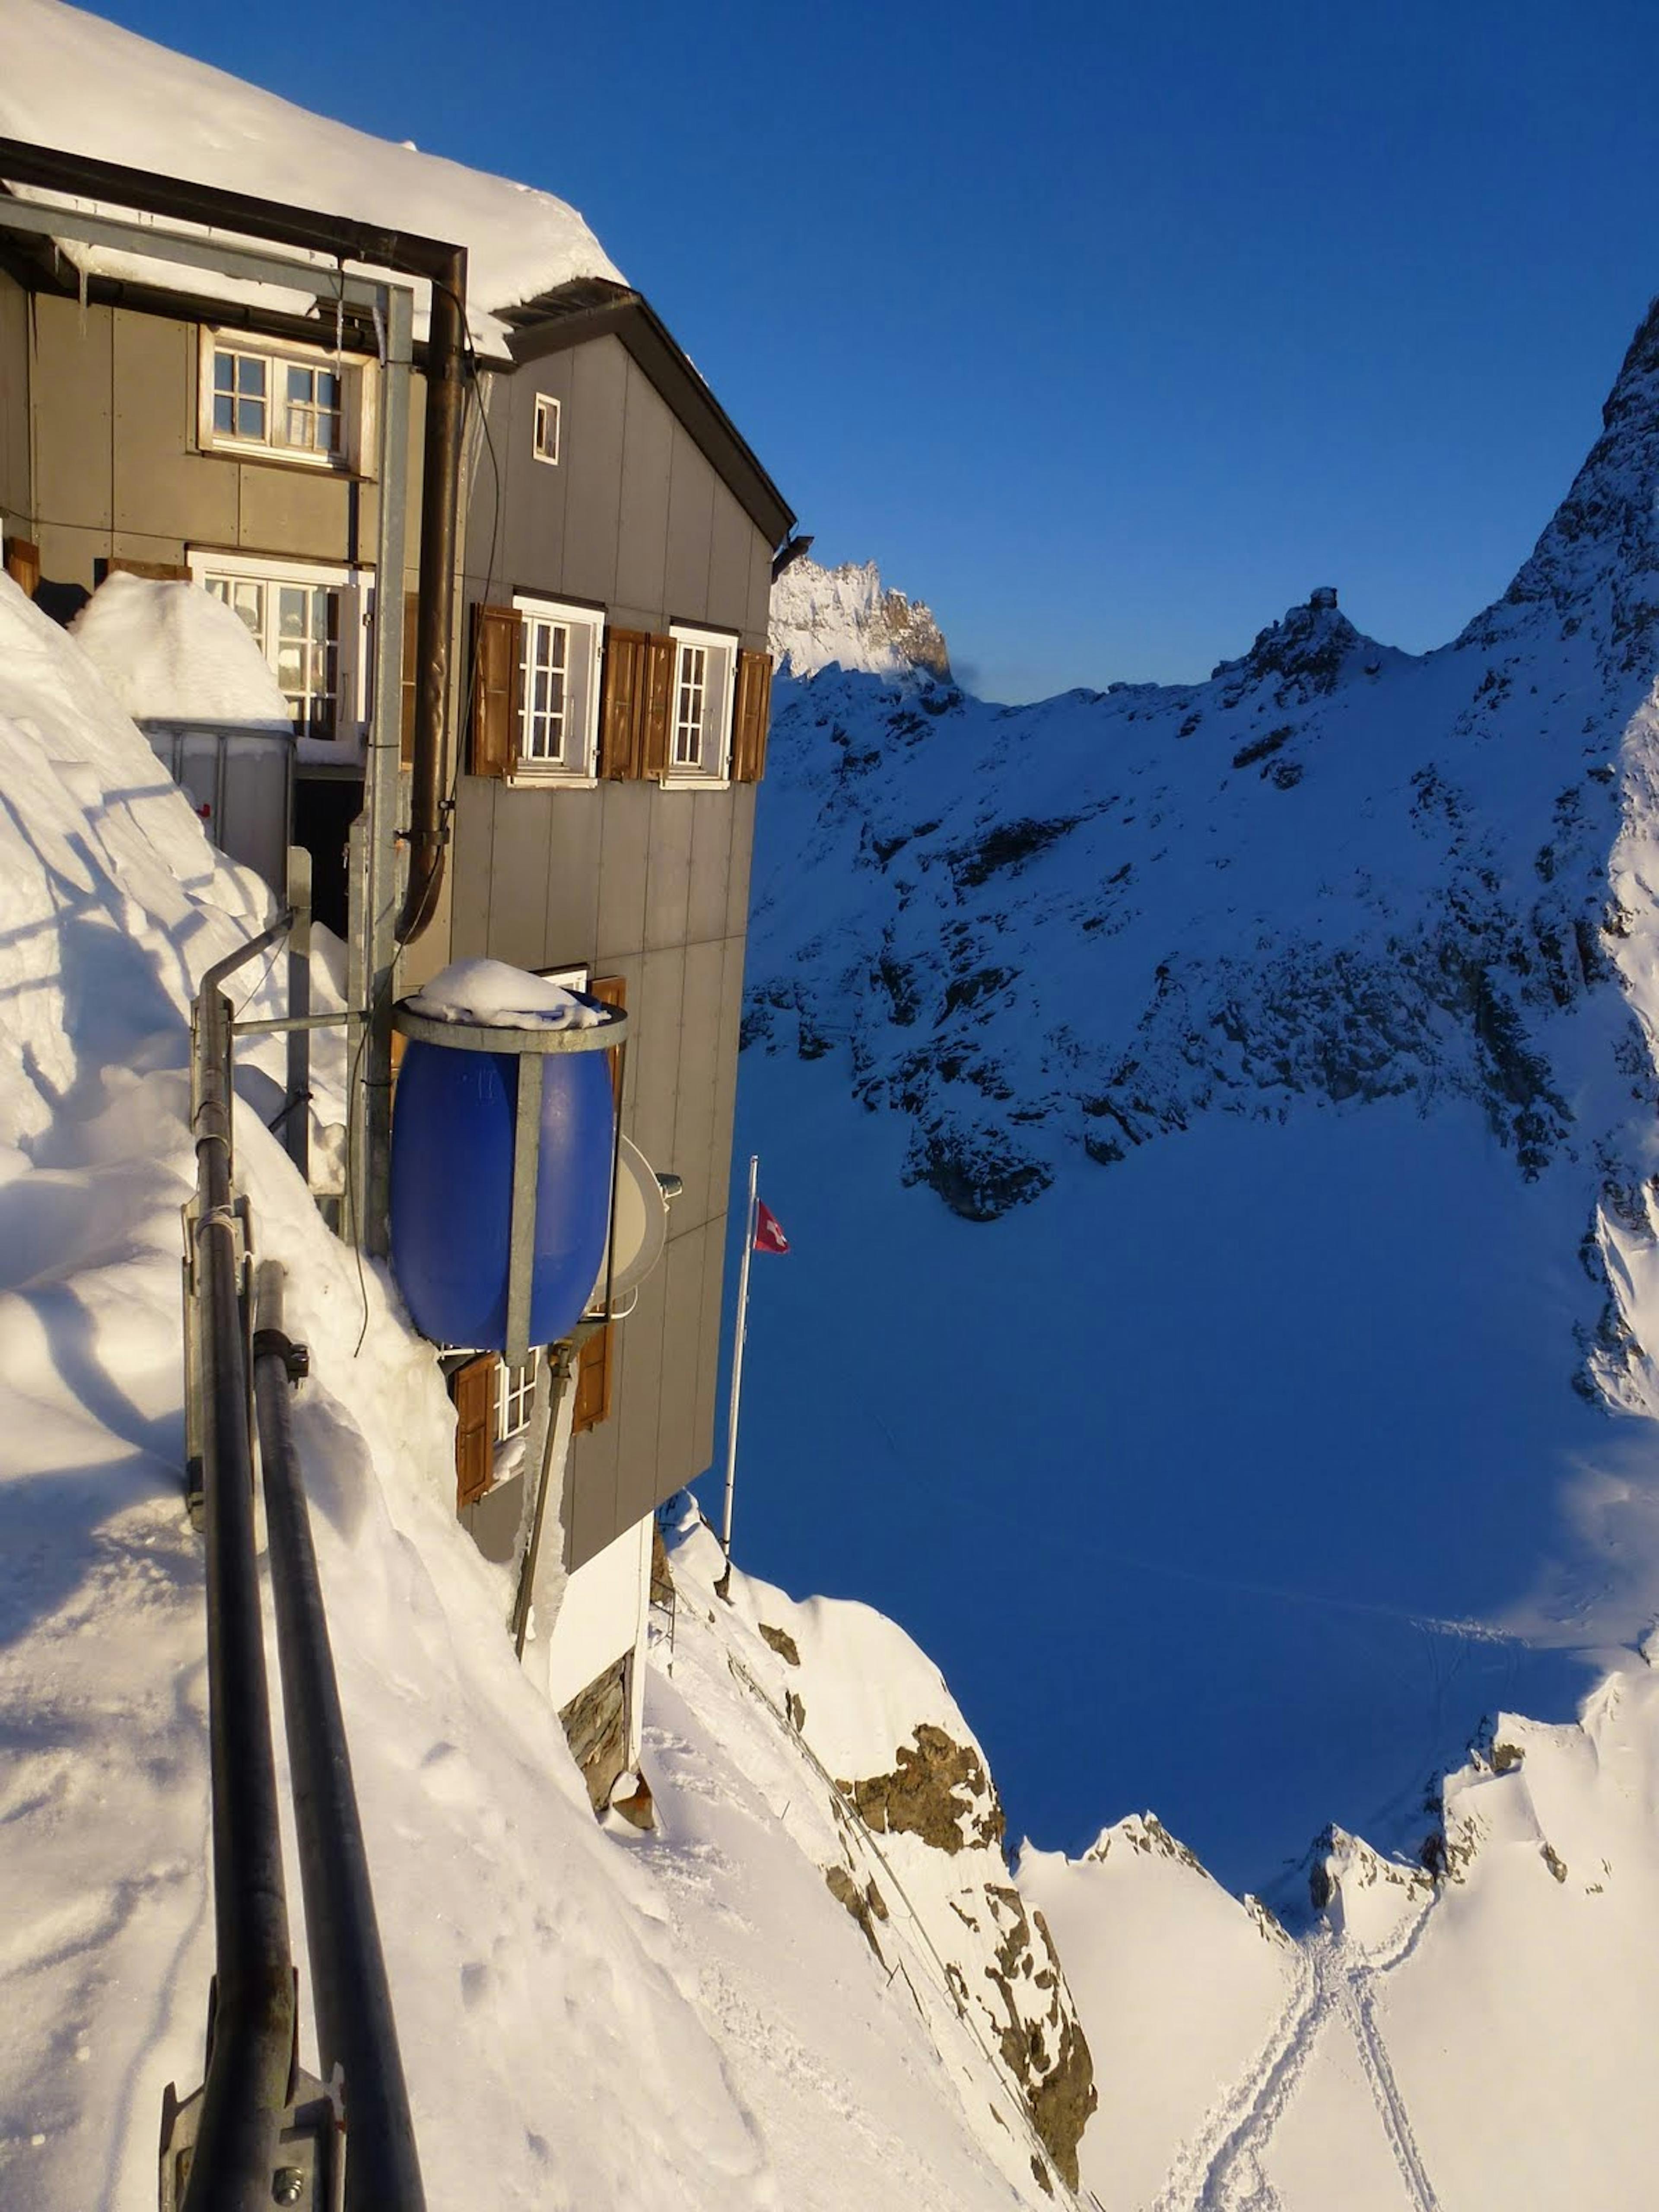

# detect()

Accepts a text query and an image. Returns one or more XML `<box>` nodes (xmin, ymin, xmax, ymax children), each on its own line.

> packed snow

<box><xmin>403</xmin><ymin>957</ymin><xmax>606</xmax><ymax>1030</ymax></box>
<box><xmin>0</xmin><ymin>0</ymin><xmax>624</xmax><ymax>353</ymax></box>
<box><xmin>0</xmin><ymin>572</ymin><xmax>1067</xmax><ymax>2207</ymax></box>
<box><xmin>68</xmin><ymin>571</ymin><xmax>292</xmax><ymax>731</ymax></box>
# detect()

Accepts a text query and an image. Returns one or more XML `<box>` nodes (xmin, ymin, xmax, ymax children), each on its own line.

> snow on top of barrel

<box><xmin>0</xmin><ymin>0</ymin><xmax>625</xmax><ymax>354</ymax></box>
<box><xmin>404</xmin><ymin>958</ymin><xmax>606</xmax><ymax>1030</ymax></box>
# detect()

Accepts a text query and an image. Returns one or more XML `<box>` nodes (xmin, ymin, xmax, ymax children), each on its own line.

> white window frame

<box><xmin>187</xmin><ymin>548</ymin><xmax>369</xmax><ymax>747</ymax></box>
<box><xmin>196</xmin><ymin>327</ymin><xmax>378</xmax><ymax>474</ymax></box>
<box><xmin>510</xmin><ymin>593</ymin><xmax>602</xmax><ymax>784</ymax></box>
<box><xmin>496</xmin><ymin>1349</ymin><xmax>542</xmax><ymax>1443</ymax></box>
<box><xmin>532</xmin><ymin>393</ymin><xmax>561</xmax><ymax>467</ymax></box>
<box><xmin>664</xmin><ymin>624</ymin><xmax>737</xmax><ymax>787</ymax></box>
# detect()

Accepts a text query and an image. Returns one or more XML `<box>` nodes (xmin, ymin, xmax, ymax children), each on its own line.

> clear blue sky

<box><xmin>88</xmin><ymin>0</ymin><xmax>1659</xmax><ymax>699</ymax></box>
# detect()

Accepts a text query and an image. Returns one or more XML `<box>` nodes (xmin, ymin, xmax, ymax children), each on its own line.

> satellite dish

<box><xmin>588</xmin><ymin>1134</ymin><xmax>670</xmax><ymax>1314</ymax></box>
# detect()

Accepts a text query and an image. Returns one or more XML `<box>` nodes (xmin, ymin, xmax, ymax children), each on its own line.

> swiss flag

<box><xmin>753</xmin><ymin>1199</ymin><xmax>789</xmax><ymax>1255</ymax></box>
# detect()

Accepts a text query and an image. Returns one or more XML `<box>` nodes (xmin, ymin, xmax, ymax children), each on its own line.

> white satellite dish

<box><xmin>588</xmin><ymin>1135</ymin><xmax>671</xmax><ymax>1316</ymax></box>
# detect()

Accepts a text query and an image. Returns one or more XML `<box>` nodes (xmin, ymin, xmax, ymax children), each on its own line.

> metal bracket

<box><xmin>253</xmin><ymin>1329</ymin><xmax>311</xmax><ymax>1386</ymax></box>
<box><xmin>159</xmin><ymin>2063</ymin><xmax>345</xmax><ymax>2212</ymax></box>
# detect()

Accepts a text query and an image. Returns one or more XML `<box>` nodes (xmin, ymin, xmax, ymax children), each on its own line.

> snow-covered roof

<box><xmin>0</xmin><ymin>0</ymin><xmax>624</xmax><ymax>355</ymax></box>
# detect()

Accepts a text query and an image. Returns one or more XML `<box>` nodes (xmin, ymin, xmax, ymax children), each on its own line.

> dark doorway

<box><xmin>294</xmin><ymin>775</ymin><xmax>364</xmax><ymax>939</ymax></box>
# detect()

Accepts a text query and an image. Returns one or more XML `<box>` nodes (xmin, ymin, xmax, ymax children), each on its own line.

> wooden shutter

<box><xmin>468</xmin><ymin>601</ymin><xmax>521</xmax><ymax>779</ymax></box>
<box><xmin>587</xmin><ymin>973</ymin><xmax>626</xmax><ymax>1106</ymax></box>
<box><xmin>102</xmin><ymin>556</ymin><xmax>193</xmax><ymax>582</ymax></box>
<box><xmin>598</xmin><ymin>626</ymin><xmax>647</xmax><ymax>780</ymax></box>
<box><xmin>3</xmin><ymin>537</ymin><xmax>40</xmax><ymax>597</ymax></box>
<box><xmin>399</xmin><ymin>589</ymin><xmax>420</xmax><ymax>766</ymax></box>
<box><xmin>641</xmin><ymin>632</ymin><xmax>676</xmax><ymax>780</ymax></box>
<box><xmin>731</xmin><ymin>649</ymin><xmax>774</xmax><ymax>784</ymax></box>
<box><xmin>572</xmin><ymin>1324</ymin><xmax>613</xmax><ymax>1434</ymax></box>
<box><xmin>453</xmin><ymin>1353</ymin><xmax>499</xmax><ymax>1509</ymax></box>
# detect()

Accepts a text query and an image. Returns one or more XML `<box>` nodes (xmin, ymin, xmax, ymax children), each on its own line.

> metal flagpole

<box><xmin>715</xmin><ymin>1153</ymin><xmax>759</xmax><ymax>1602</ymax></box>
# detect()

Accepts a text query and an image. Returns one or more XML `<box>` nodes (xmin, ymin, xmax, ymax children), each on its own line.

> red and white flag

<box><xmin>753</xmin><ymin>1199</ymin><xmax>789</xmax><ymax>1255</ymax></box>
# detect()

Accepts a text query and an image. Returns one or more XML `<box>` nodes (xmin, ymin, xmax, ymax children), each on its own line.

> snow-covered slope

<box><xmin>0</xmin><ymin>0</ymin><xmax>623</xmax><ymax>352</ymax></box>
<box><xmin>771</xmin><ymin>557</ymin><xmax>952</xmax><ymax>684</ymax></box>
<box><xmin>0</xmin><ymin>573</ymin><xmax>1071</xmax><ymax>2207</ymax></box>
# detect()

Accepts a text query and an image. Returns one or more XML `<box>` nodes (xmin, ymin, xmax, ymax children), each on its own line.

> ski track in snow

<box><xmin>1157</xmin><ymin>1894</ymin><xmax>1442</xmax><ymax>2212</ymax></box>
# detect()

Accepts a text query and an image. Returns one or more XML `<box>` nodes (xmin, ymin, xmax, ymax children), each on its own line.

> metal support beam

<box><xmin>505</xmin><ymin>1055</ymin><xmax>546</xmax><ymax>1369</ymax></box>
<box><xmin>358</xmin><ymin>280</ymin><xmax>414</xmax><ymax>1258</ymax></box>
<box><xmin>253</xmin><ymin>1264</ymin><xmax>426</xmax><ymax>2212</ymax></box>
<box><xmin>285</xmin><ymin>846</ymin><xmax>311</xmax><ymax>1187</ymax></box>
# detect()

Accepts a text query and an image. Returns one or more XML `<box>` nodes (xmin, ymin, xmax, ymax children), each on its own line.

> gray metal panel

<box><xmin>113</xmin><ymin>310</ymin><xmax>236</xmax><ymax>546</ymax></box>
<box><xmin>709</xmin><ymin>932</ymin><xmax>747</xmax><ymax>1216</ymax></box>
<box><xmin>691</xmin><ymin>1210</ymin><xmax>728</xmax><ymax>1476</ymax></box>
<box><xmin>35</xmin><ymin>292</ymin><xmax>112</xmax><ymax>533</ymax></box>
<box><xmin>652</xmin><ymin>1224</ymin><xmax>708</xmax><ymax>1501</ymax></box>
<box><xmin>559</xmin><ymin>335</ymin><xmax>626</xmax><ymax>607</ymax></box>
<box><xmin>465</xmin><ymin>1472</ymin><xmax>525</xmax><ymax>1565</ymax></box>
<box><xmin>642</xmin><ymin>785</ymin><xmax>694</xmax><ymax>953</ymax></box>
<box><xmin>632</xmin><ymin>945</ymin><xmax>685</xmax><ymax>1171</ymax></box>
<box><xmin>725</xmin><ymin>782</ymin><xmax>757</xmax><ymax>937</ymax></box>
<box><xmin>448</xmin><ymin>779</ymin><xmax>498</xmax><ymax>959</ymax></box>
<box><xmin>0</xmin><ymin>270</ymin><xmax>31</xmax><ymax>525</ymax></box>
<box><xmin>744</xmin><ymin>524</ymin><xmax>774</xmax><ymax>647</ymax></box>
<box><xmin>686</xmin><ymin>788</ymin><xmax>733</xmax><ymax>947</ymax></box>
<box><xmin>611</xmin><ymin>1259</ymin><xmax>667</xmax><ymax>1537</ymax></box>
<box><xmin>503</xmin><ymin>353</ymin><xmax>573</xmax><ymax>591</ymax></box>
<box><xmin>706</xmin><ymin>480</ymin><xmax>754</xmax><ymax>638</ymax></box>
<box><xmin>670</xmin><ymin>936</ymin><xmax>725</xmax><ymax>1226</ymax></box>
<box><xmin>615</xmin><ymin>358</ymin><xmax>671</xmax><ymax>620</ymax></box>
<box><xmin>483</xmin><ymin>784</ymin><xmax>557</xmax><ymax>968</ymax></box>
<box><xmin>541</xmin><ymin>786</ymin><xmax>603</xmax><ymax>966</ymax></box>
<box><xmin>237</xmin><ymin>457</ymin><xmax>352</xmax><ymax>562</ymax></box>
<box><xmin>663</xmin><ymin>425</ymin><xmax>715</xmax><ymax>625</ymax></box>
<box><xmin>595</xmin><ymin>779</ymin><xmax>652</xmax><ymax>961</ymax></box>
<box><xmin>564</xmin><ymin>1404</ymin><xmax>620</xmax><ymax>1572</ymax></box>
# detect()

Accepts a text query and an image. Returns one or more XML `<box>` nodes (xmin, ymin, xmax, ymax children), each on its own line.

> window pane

<box><xmin>287</xmin><ymin>364</ymin><xmax>312</xmax><ymax>402</ymax></box>
<box><xmin>236</xmin><ymin>396</ymin><xmax>265</xmax><ymax>439</ymax></box>
<box><xmin>213</xmin><ymin>394</ymin><xmax>235</xmax><ymax>433</ymax></box>
<box><xmin>238</xmin><ymin>356</ymin><xmax>266</xmax><ymax>398</ymax></box>
<box><xmin>214</xmin><ymin>352</ymin><xmax>235</xmax><ymax>395</ymax></box>
<box><xmin>318</xmin><ymin>371</ymin><xmax>340</xmax><ymax>407</ymax></box>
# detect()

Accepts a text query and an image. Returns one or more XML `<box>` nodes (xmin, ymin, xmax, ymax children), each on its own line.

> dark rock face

<box><xmin>757</xmin><ymin>1621</ymin><xmax>801</xmax><ymax>1666</ymax></box>
<box><xmin>823</xmin><ymin>1863</ymin><xmax>890</xmax><ymax>1958</ymax></box>
<box><xmin>838</xmin><ymin>1723</ymin><xmax>1007</xmax><ymax>1854</ymax></box>
<box><xmin>559</xmin><ymin>1659</ymin><xmax>629</xmax><ymax>1814</ymax></box>
<box><xmin>977</xmin><ymin>1885</ymin><xmax>1098</xmax><ymax>2190</ymax></box>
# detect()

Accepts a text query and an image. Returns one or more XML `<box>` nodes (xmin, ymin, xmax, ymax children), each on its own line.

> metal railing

<box><xmin>166</xmin><ymin>919</ymin><xmax>423</xmax><ymax>2210</ymax></box>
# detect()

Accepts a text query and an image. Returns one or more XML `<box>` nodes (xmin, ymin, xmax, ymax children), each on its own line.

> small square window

<box><xmin>533</xmin><ymin>394</ymin><xmax>561</xmax><ymax>466</ymax></box>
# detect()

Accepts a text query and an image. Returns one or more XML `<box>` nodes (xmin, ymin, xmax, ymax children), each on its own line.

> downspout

<box><xmin>0</xmin><ymin>137</ymin><xmax>466</xmax><ymax>942</ymax></box>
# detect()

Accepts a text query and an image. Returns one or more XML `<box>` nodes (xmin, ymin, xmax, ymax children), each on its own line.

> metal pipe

<box><xmin>0</xmin><ymin>137</ymin><xmax>467</xmax><ymax>946</ymax></box>
<box><xmin>398</xmin><ymin>269</ymin><xmax>465</xmax><ymax>946</ymax></box>
<box><xmin>253</xmin><ymin>1263</ymin><xmax>427</xmax><ymax>2212</ymax></box>
<box><xmin>714</xmin><ymin>1154</ymin><xmax>760</xmax><ymax>1604</ymax></box>
<box><xmin>182</xmin><ymin>918</ymin><xmax>299</xmax><ymax>2212</ymax></box>
<box><xmin>513</xmin><ymin>1348</ymin><xmax>573</xmax><ymax>1660</ymax></box>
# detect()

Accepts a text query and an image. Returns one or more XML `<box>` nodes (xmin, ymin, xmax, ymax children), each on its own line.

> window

<box><xmin>190</xmin><ymin>551</ymin><xmax>363</xmax><ymax>744</ymax></box>
<box><xmin>511</xmin><ymin>595</ymin><xmax>602</xmax><ymax>779</ymax></box>
<box><xmin>198</xmin><ymin>330</ymin><xmax>372</xmax><ymax>470</ymax></box>
<box><xmin>666</xmin><ymin>626</ymin><xmax>736</xmax><ymax>782</ymax></box>
<box><xmin>533</xmin><ymin>393</ymin><xmax>561</xmax><ymax>466</ymax></box>
<box><xmin>496</xmin><ymin>1351</ymin><xmax>541</xmax><ymax>1442</ymax></box>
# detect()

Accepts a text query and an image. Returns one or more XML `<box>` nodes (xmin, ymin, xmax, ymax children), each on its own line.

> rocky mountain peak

<box><xmin>1480</xmin><ymin>292</ymin><xmax>1659</xmax><ymax>683</ymax></box>
<box><xmin>1209</xmin><ymin>588</ymin><xmax>1392</xmax><ymax>706</ymax></box>
<box><xmin>769</xmin><ymin>556</ymin><xmax>952</xmax><ymax>684</ymax></box>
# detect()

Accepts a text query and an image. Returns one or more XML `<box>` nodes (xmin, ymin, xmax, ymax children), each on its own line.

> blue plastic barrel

<box><xmin>389</xmin><ymin>1039</ymin><xmax>614</xmax><ymax>1351</ymax></box>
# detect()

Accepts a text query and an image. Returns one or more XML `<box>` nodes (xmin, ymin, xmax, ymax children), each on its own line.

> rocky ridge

<box><xmin>769</xmin><ymin>556</ymin><xmax>952</xmax><ymax>684</ymax></box>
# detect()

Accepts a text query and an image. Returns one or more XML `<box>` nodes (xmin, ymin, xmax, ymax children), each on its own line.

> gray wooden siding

<box><xmin>0</xmin><ymin>269</ymin><xmax>32</xmax><ymax>534</ymax></box>
<box><xmin>442</xmin><ymin>764</ymin><xmax>754</xmax><ymax>1572</ymax></box>
<box><xmin>465</xmin><ymin>332</ymin><xmax>771</xmax><ymax>648</ymax></box>
<box><xmin>25</xmin><ymin>292</ymin><xmax>411</xmax><ymax>591</ymax></box>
